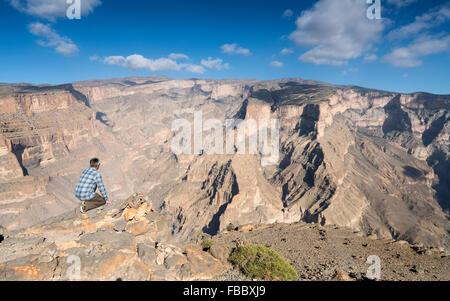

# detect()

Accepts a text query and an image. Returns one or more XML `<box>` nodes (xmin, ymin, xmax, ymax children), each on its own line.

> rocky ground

<box><xmin>0</xmin><ymin>194</ymin><xmax>448</xmax><ymax>281</ymax></box>
<box><xmin>209</xmin><ymin>223</ymin><xmax>450</xmax><ymax>281</ymax></box>
<box><xmin>0</xmin><ymin>194</ymin><xmax>229</xmax><ymax>281</ymax></box>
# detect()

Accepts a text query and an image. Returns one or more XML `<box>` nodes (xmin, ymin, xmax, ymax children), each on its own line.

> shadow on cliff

<box><xmin>427</xmin><ymin>150</ymin><xmax>450</xmax><ymax>213</ymax></box>
<box><xmin>96</xmin><ymin>112</ymin><xmax>113</xmax><ymax>127</ymax></box>
<box><xmin>202</xmin><ymin>166</ymin><xmax>240</xmax><ymax>236</ymax></box>
<box><xmin>382</xmin><ymin>94</ymin><xmax>412</xmax><ymax>135</ymax></box>
<box><xmin>67</xmin><ymin>85</ymin><xmax>90</xmax><ymax>108</ymax></box>
<box><xmin>11</xmin><ymin>143</ymin><xmax>28</xmax><ymax>176</ymax></box>
<box><xmin>422</xmin><ymin>113</ymin><xmax>448</xmax><ymax>147</ymax></box>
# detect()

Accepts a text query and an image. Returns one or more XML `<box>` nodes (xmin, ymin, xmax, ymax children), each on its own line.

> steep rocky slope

<box><xmin>0</xmin><ymin>77</ymin><xmax>448</xmax><ymax>252</ymax></box>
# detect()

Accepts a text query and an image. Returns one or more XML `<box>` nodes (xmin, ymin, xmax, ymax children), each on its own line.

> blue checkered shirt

<box><xmin>74</xmin><ymin>167</ymin><xmax>109</xmax><ymax>201</ymax></box>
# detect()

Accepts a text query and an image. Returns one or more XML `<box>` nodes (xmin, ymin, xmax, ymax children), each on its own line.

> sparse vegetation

<box><xmin>228</xmin><ymin>244</ymin><xmax>298</xmax><ymax>281</ymax></box>
<box><xmin>201</xmin><ymin>238</ymin><xmax>214</xmax><ymax>250</ymax></box>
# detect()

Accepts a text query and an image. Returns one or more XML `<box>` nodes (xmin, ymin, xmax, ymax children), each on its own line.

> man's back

<box><xmin>75</xmin><ymin>167</ymin><xmax>108</xmax><ymax>202</ymax></box>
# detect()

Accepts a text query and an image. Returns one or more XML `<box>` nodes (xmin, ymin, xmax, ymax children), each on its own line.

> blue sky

<box><xmin>0</xmin><ymin>0</ymin><xmax>449</xmax><ymax>94</ymax></box>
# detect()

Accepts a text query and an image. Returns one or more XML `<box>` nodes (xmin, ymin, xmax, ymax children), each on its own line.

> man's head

<box><xmin>90</xmin><ymin>158</ymin><xmax>100</xmax><ymax>170</ymax></box>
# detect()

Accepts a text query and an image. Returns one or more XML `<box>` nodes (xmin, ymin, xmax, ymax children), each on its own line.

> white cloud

<box><xmin>103</xmin><ymin>56</ymin><xmax>125</xmax><ymax>65</ymax></box>
<box><xmin>126</xmin><ymin>55</ymin><xmax>178</xmax><ymax>71</ymax></box>
<box><xmin>9</xmin><ymin>0</ymin><xmax>101</xmax><ymax>21</ymax></box>
<box><xmin>282</xmin><ymin>9</ymin><xmax>294</xmax><ymax>18</ymax></box>
<box><xmin>102</xmin><ymin>54</ymin><xmax>205</xmax><ymax>74</ymax></box>
<box><xmin>383</xmin><ymin>48</ymin><xmax>421</xmax><ymax>67</ymax></box>
<box><xmin>280</xmin><ymin>48</ymin><xmax>293</xmax><ymax>55</ymax></box>
<box><xmin>387</xmin><ymin>3</ymin><xmax>450</xmax><ymax>40</ymax></box>
<box><xmin>383</xmin><ymin>34</ymin><xmax>450</xmax><ymax>67</ymax></box>
<box><xmin>386</xmin><ymin>0</ymin><xmax>418</xmax><ymax>8</ymax></box>
<box><xmin>364</xmin><ymin>53</ymin><xmax>378</xmax><ymax>62</ymax></box>
<box><xmin>270</xmin><ymin>60</ymin><xmax>284</xmax><ymax>67</ymax></box>
<box><xmin>89</xmin><ymin>55</ymin><xmax>99</xmax><ymax>61</ymax></box>
<box><xmin>200</xmin><ymin>57</ymin><xmax>230</xmax><ymax>70</ymax></box>
<box><xmin>221</xmin><ymin>43</ymin><xmax>251</xmax><ymax>56</ymax></box>
<box><xmin>383</xmin><ymin>3</ymin><xmax>450</xmax><ymax>67</ymax></box>
<box><xmin>289</xmin><ymin>0</ymin><xmax>385</xmax><ymax>66</ymax></box>
<box><xmin>182</xmin><ymin>64</ymin><xmax>205</xmax><ymax>74</ymax></box>
<box><xmin>28</xmin><ymin>22</ymin><xmax>78</xmax><ymax>56</ymax></box>
<box><xmin>168</xmin><ymin>53</ymin><xmax>189</xmax><ymax>60</ymax></box>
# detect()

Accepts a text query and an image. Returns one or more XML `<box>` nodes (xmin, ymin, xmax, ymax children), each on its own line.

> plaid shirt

<box><xmin>74</xmin><ymin>167</ymin><xmax>109</xmax><ymax>201</ymax></box>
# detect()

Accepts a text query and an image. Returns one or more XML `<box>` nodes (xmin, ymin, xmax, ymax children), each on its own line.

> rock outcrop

<box><xmin>0</xmin><ymin>193</ymin><xmax>228</xmax><ymax>280</ymax></box>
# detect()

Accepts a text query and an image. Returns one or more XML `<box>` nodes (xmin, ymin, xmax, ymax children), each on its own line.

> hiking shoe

<box><xmin>80</xmin><ymin>201</ymin><xmax>86</xmax><ymax>213</ymax></box>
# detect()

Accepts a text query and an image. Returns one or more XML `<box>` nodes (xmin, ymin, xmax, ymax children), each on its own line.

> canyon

<box><xmin>0</xmin><ymin>77</ymin><xmax>448</xmax><ymax>252</ymax></box>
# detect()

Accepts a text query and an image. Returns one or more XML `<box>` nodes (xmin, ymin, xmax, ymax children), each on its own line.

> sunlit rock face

<box><xmin>0</xmin><ymin>77</ymin><xmax>448</xmax><ymax>250</ymax></box>
<box><xmin>0</xmin><ymin>193</ymin><xmax>229</xmax><ymax>281</ymax></box>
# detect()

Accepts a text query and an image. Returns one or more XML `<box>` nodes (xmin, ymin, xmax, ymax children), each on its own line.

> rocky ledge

<box><xmin>1</xmin><ymin>193</ymin><xmax>449</xmax><ymax>281</ymax></box>
<box><xmin>0</xmin><ymin>193</ymin><xmax>229</xmax><ymax>280</ymax></box>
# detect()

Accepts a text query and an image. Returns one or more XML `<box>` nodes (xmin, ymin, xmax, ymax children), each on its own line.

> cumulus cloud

<box><xmin>383</xmin><ymin>34</ymin><xmax>450</xmax><ymax>67</ymax></box>
<box><xmin>270</xmin><ymin>60</ymin><xmax>284</xmax><ymax>67</ymax></box>
<box><xmin>9</xmin><ymin>0</ymin><xmax>101</xmax><ymax>21</ymax></box>
<box><xmin>221</xmin><ymin>43</ymin><xmax>251</xmax><ymax>56</ymax></box>
<box><xmin>201</xmin><ymin>57</ymin><xmax>230</xmax><ymax>70</ymax></box>
<box><xmin>103</xmin><ymin>56</ymin><xmax>126</xmax><ymax>65</ymax></box>
<box><xmin>28</xmin><ymin>22</ymin><xmax>78</xmax><ymax>56</ymax></box>
<box><xmin>102</xmin><ymin>54</ymin><xmax>206</xmax><ymax>74</ymax></box>
<box><xmin>289</xmin><ymin>0</ymin><xmax>385</xmax><ymax>66</ymax></box>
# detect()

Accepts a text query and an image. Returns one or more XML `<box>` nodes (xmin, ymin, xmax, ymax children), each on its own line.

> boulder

<box><xmin>113</xmin><ymin>219</ymin><xmax>127</xmax><ymax>232</ymax></box>
<box><xmin>137</xmin><ymin>243</ymin><xmax>158</xmax><ymax>266</ymax></box>
<box><xmin>164</xmin><ymin>252</ymin><xmax>187</xmax><ymax>270</ymax></box>
<box><xmin>209</xmin><ymin>243</ymin><xmax>232</xmax><ymax>262</ymax></box>
<box><xmin>123</xmin><ymin>208</ymin><xmax>137</xmax><ymax>221</ymax></box>
<box><xmin>183</xmin><ymin>247</ymin><xmax>228</xmax><ymax>280</ymax></box>
<box><xmin>331</xmin><ymin>268</ymin><xmax>354</xmax><ymax>281</ymax></box>
<box><xmin>125</xmin><ymin>221</ymin><xmax>148</xmax><ymax>236</ymax></box>
<box><xmin>238</xmin><ymin>224</ymin><xmax>256</xmax><ymax>232</ymax></box>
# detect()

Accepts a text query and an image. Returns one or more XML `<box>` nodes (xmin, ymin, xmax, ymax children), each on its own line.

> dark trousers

<box><xmin>84</xmin><ymin>193</ymin><xmax>106</xmax><ymax>211</ymax></box>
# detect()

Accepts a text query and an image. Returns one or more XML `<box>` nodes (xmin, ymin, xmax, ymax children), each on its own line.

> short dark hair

<box><xmin>90</xmin><ymin>158</ymin><xmax>100</xmax><ymax>167</ymax></box>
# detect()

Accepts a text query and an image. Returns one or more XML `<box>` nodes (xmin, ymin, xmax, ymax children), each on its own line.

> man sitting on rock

<box><xmin>75</xmin><ymin>158</ymin><xmax>111</xmax><ymax>213</ymax></box>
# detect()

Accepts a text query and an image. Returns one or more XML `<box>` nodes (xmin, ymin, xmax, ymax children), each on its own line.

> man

<box><xmin>75</xmin><ymin>158</ymin><xmax>111</xmax><ymax>213</ymax></box>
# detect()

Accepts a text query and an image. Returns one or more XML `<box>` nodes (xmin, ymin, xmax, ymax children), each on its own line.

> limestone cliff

<box><xmin>0</xmin><ymin>77</ymin><xmax>448</xmax><ymax>251</ymax></box>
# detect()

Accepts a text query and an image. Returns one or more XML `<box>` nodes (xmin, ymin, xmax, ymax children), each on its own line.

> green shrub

<box><xmin>228</xmin><ymin>244</ymin><xmax>297</xmax><ymax>281</ymax></box>
<box><xmin>200</xmin><ymin>238</ymin><xmax>214</xmax><ymax>250</ymax></box>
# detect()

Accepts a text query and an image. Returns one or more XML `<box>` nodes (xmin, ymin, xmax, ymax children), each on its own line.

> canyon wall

<box><xmin>0</xmin><ymin>78</ymin><xmax>448</xmax><ymax>250</ymax></box>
